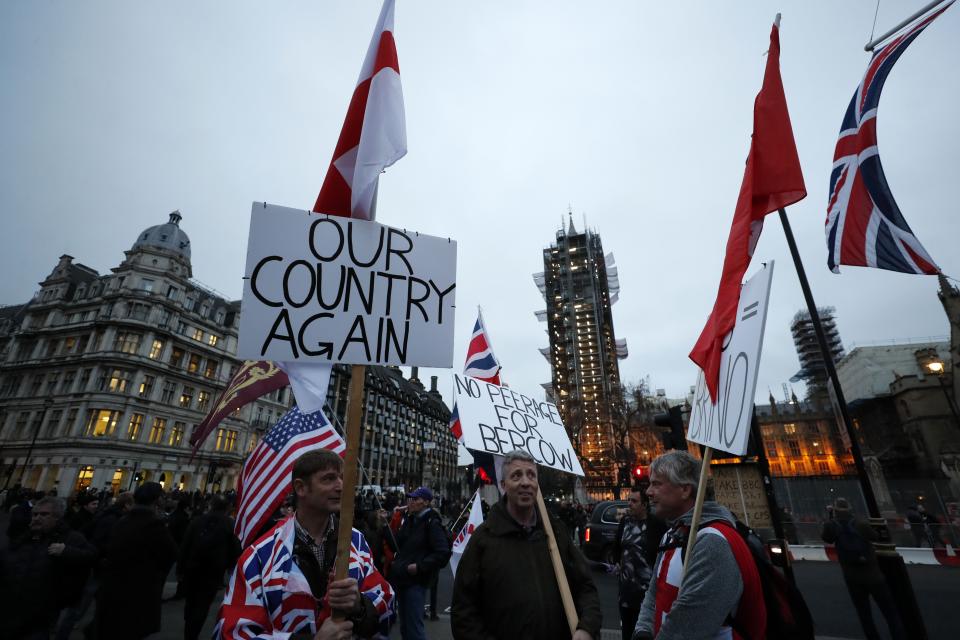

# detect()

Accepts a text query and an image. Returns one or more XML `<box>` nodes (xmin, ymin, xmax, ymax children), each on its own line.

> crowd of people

<box><xmin>0</xmin><ymin>446</ymin><xmax>940</xmax><ymax>640</ymax></box>
<box><xmin>1</xmin><ymin>484</ymin><xmax>241</xmax><ymax>640</ymax></box>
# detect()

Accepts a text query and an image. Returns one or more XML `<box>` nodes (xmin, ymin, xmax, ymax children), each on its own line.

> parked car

<box><xmin>582</xmin><ymin>500</ymin><xmax>628</xmax><ymax>563</ymax></box>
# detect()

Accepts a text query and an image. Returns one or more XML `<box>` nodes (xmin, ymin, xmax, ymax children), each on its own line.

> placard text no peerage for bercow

<box><xmin>452</xmin><ymin>374</ymin><xmax>584</xmax><ymax>476</ymax></box>
<box><xmin>238</xmin><ymin>203</ymin><xmax>457</xmax><ymax>367</ymax></box>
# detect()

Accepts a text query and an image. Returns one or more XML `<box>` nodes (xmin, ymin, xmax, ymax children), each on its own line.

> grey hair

<box><xmin>649</xmin><ymin>450</ymin><xmax>701</xmax><ymax>491</ymax></box>
<box><xmin>35</xmin><ymin>496</ymin><xmax>66</xmax><ymax>519</ymax></box>
<box><xmin>501</xmin><ymin>449</ymin><xmax>536</xmax><ymax>475</ymax></box>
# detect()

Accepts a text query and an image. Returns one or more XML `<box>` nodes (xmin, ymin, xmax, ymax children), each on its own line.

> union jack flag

<box><xmin>235</xmin><ymin>406</ymin><xmax>345</xmax><ymax>548</ymax></box>
<box><xmin>463</xmin><ymin>310</ymin><xmax>501</xmax><ymax>384</ymax></box>
<box><xmin>449</xmin><ymin>309</ymin><xmax>502</xmax><ymax>442</ymax></box>
<box><xmin>825</xmin><ymin>3</ymin><xmax>952</xmax><ymax>275</ymax></box>
<box><xmin>215</xmin><ymin>515</ymin><xmax>395</xmax><ymax>639</ymax></box>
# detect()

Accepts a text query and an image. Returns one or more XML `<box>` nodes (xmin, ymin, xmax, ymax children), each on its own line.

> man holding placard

<box><xmin>215</xmin><ymin>450</ymin><xmax>394</xmax><ymax>640</ymax></box>
<box><xmin>451</xmin><ymin>450</ymin><xmax>601</xmax><ymax>640</ymax></box>
<box><xmin>632</xmin><ymin>451</ymin><xmax>764</xmax><ymax>640</ymax></box>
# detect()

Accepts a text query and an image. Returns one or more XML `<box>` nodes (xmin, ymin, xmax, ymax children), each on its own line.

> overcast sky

<box><xmin>2</xmin><ymin>1</ymin><xmax>958</xmax><ymax>408</ymax></box>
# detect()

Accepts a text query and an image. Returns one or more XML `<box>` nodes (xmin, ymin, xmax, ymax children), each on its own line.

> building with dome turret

<box><xmin>0</xmin><ymin>212</ymin><xmax>459</xmax><ymax>501</ymax></box>
<box><xmin>0</xmin><ymin>212</ymin><xmax>290</xmax><ymax>496</ymax></box>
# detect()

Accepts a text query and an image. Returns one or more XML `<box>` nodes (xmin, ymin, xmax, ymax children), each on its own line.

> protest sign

<box><xmin>712</xmin><ymin>463</ymin><xmax>773</xmax><ymax>529</ymax></box>
<box><xmin>452</xmin><ymin>374</ymin><xmax>584</xmax><ymax>476</ymax></box>
<box><xmin>687</xmin><ymin>262</ymin><xmax>774</xmax><ymax>456</ymax></box>
<box><xmin>238</xmin><ymin>203</ymin><xmax>457</xmax><ymax>367</ymax></box>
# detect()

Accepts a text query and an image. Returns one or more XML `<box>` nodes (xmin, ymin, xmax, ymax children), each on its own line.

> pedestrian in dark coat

<box><xmin>452</xmin><ymin>451</ymin><xmax>602</xmax><ymax>640</ymax></box>
<box><xmin>387</xmin><ymin>486</ymin><xmax>452</xmax><ymax>640</ymax></box>
<box><xmin>822</xmin><ymin>497</ymin><xmax>906</xmax><ymax>640</ymax></box>
<box><xmin>94</xmin><ymin>482</ymin><xmax>178</xmax><ymax>640</ymax></box>
<box><xmin>0</xmin><ymin>496</ymin><xmax>96</xmax><ymax>640</ymax></box>
<box><xmin>68</xmin><ymin>493</ymin><xmax>99</xmax><ymax>533</ymax></box>
<box><xmin>177</xmin><ymin>496</ymin><xmax>241</xmax><ymax>640</ymax></box>
<box><xmin>55</xmin><ymin>492</ymin><xmax>134</xmax><ymax>640</ymax></box>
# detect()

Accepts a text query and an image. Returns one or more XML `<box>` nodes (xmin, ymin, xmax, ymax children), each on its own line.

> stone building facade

<box><xmin>0</xmin><ymin>212</ymin><xmax>290</xmax><ymax>496</ymax></box>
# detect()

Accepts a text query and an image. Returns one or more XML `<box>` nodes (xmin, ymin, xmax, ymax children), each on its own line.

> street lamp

<box><xmin>924</xmin><ymin>360</ymin><xmax>960</xmax><ymax>429</ymax></box>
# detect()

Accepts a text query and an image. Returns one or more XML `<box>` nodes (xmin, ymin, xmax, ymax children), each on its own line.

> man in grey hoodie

<box><xmin>633</xmin><ymin>451</ymin><xmax>764</xmax><ymax>640</ymax></box>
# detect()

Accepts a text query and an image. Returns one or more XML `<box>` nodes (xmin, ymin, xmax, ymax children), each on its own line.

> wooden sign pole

<box><xmin>536</xmin><ymin>490</ymin><xmax>579</xmax><ymax>634</ymax></box>
<box><xmin>334</xmin><ymin>365</ymin><xmax>367</xmax><ymax>588</ymax></box>
<box><xmin>681</xmin><ymin>446</ymin><xmax>713</xmax><ymax>579</ymax></box>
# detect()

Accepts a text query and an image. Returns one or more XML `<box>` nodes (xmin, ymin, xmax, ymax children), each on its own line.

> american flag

<box><xmin>235</xmin><ymin>406</ymin><xmax>345</xmax><ymax>547</ymax></box>
<box><xmin>449</xmin><ymin>309</ymin><xmax>502</xmax><ymax>442</ymax></box>
<box><xmin>825</xmin><ymin>3</ymin><xmax>952</xmax><ymax>275</ymax></box>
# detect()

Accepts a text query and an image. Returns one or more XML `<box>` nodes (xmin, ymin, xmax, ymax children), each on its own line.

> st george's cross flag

<box><xmin>450</xmin><ymin>491</ymin><xmax>485</xmax><ymax>578</ymax></box>
<box><xmin>313</xmin><ymin>0</ymin><xmax>406</xmax><ymax>221</ymax></box>
<box><xmin>690</xmin><ymin>19</ymin><xmax>806</xmax><ymax>402</ymax></box>
<box><xmin>449</xmin><ymin>309</ymin><xmax>502</xmax><ymax>441</ymax></box>
<box><xmin>825</xmin><ymin>2</ymin><xmax>952</xmax><ymax>275</ymax></box>
<box><xmin>235</xmin><ymin>406</ymin><xmax>345</xmax><ymax>547</ymax></box>
<box><xmin>281</xmin><ymin>0</ymin><xmax>407</xmax><ymax>415</ymax></box>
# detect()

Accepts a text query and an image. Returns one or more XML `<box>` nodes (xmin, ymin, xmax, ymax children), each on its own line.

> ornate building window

<box><xmin>148</xmin><ymin>418</ymin><xmax>167</xmax><ymax>444</ymax></box>
<box><xmin>127</xmin><ymin>414</ymin><xmax>144</xmax><ymax>441</ymax></box>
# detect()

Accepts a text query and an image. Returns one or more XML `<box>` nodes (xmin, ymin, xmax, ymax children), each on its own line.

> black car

<box><xmin>582</xmin><ymin>500</ymin><xmax>628</xmax><ymax>563</ymax></box>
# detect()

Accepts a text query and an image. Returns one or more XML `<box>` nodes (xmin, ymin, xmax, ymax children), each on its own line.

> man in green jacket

<box><xmin>451</xmin><ymin>450</ymin><xmax>602</xmax><ymax>640</ymax></box>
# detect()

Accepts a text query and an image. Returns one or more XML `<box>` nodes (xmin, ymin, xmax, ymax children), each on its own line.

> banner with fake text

<box><xmin>239</xmin><ymin>202</ymin><xmax>457</xmax><ymax>367</ymax></box>
<box><xmin>452</xmin><ymin>374</ymin><xmax>584</xmax><ymax>476</ymax></box>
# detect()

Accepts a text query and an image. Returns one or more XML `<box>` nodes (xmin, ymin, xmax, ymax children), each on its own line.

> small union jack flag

<box><xmin>449</xmin><ymin>309</ymin><xmax>502</xmax><ymax>443</ymax></box>
<box><xmin>463</xmin><ymin>309</ymin><xmax>501</xmax><ymax>384</ymax></box>
<box><xmin>825</xmin><ymin>3</ymin><xmax>952</xmax><ymax>275</ymax></box>
<box><xmin>235</xmin><ymin>406</ymin><xmax>345</xmax><ymax>548</ymax></box>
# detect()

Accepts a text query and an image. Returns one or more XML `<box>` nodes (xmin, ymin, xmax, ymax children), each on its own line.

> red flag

<box><xmin>189</xmin><ymin>360</ymin><xmax>289</xmax><ymax>454</ymax></box>
<box><xmin>689</xmin><ymin>20</ymin><xmax>806</xmax><ymax>402</ymax></box>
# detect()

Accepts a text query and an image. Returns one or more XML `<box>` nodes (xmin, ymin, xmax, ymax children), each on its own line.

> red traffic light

<box><xmin>632</xmin><ymin>465</ymin><xmax>648</xmax><ymax>480</ymax></box>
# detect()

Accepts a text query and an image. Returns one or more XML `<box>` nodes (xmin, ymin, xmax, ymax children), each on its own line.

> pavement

<box><xmin>63</xmin><ymin>559</ymin><xmax>955</xmax><ymax>640</ymax></box>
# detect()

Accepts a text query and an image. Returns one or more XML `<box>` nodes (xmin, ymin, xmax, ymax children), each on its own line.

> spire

<box><xmin>169</xmin><ymin>210</ymin><xmax>182</xmax><ymax>225</ymax></box>
<box><xmin>567</xmin><ymin>208</ymin><xmax>576</xmax><ymax>235</ymax></box>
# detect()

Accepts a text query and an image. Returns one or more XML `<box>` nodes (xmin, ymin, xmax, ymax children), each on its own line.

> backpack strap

<box><xmin>695</xmin><ymin>520</ymin><xmax>765</xmax><ymax>640</ymax></box>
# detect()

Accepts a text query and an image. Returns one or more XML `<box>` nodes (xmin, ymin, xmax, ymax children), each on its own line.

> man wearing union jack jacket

<box><xmin>215</xmin><ymin>450</ymin><xmax>395</xmax><ymax>640</ymax></box>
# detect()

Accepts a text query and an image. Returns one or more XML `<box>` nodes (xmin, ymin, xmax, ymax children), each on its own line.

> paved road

<box><xmin>111</xmin><ymin>559</ymin><xmax>956</xmax><ymax>640</ymax></box>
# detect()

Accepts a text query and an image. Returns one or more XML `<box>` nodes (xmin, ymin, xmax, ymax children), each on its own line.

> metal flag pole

<box><xmin>777</xmin><ymin>208</ymin><xmax>927</xmax><ymax>638</ymax></box>
<box><xmin>865</xmin><ymin>0</ymin><xmax>949</xmax><ymax>50</ymax></box>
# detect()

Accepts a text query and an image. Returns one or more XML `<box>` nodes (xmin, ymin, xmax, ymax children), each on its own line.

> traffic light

<box><xmin>653</xmin><ymin>405</ymin><xmax>687</xmax><ymax>450</ymax></box>
<box><xmin>632</xmin><ymin>465</ymin><xmax>648</xmax><ymax>481</ymax></box>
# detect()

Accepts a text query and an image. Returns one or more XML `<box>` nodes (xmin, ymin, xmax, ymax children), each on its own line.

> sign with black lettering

<box><xmin>687</xmin><ymin>262</ymin><xmax>774</xmax><ymax>456</ymax></box>
<box><xmin>238</xmin><ymin>203</ymin><xmax>457</xmax><ymax>366</ymax></box>
<box><xmin>452</xmin><ymin>374</ymin><xmax>584</xmax><ymax>476</ymax></box>
<box><xmin>711</xmin><ymin>463</ymin><xmax>773</xmax><ymax>530</ymax></box>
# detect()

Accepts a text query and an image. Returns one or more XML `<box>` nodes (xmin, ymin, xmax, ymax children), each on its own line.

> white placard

<box><xmin>238</xmin><ymin>203</ymin><xmax>457</xmax><ymax>367</ymax></box>
<box><xmin>687</xmin><ymin>261</ymin><xmax>774</xmax><ymax>456</ymax></box>
<box><xmin>452</xmin><ymin>374</ymin><xmax>584</xmax><ymax>476</ymax></box>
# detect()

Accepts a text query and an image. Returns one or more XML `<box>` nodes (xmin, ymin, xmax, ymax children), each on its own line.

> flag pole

<box><xmin>535</xmin><ymin>490</ymin><xmax>579</xmax><ymax>634</ymax></box>
<box><xmin>865</xmin><ymin>0</ymin><xmax>948</xmax><ymax>51</ymax></box>
<box><xmin>333</xmin><ymin>365</ymin><xmax>367</xmax><ymax>593</ymax></box>
<box><xmin>777</xmin><ymin>207</ymin><xmax>928</xmax><ymax>638</ymax></box>
<box><xmin>681</xmin><ymin>446</ymin><xmax>713</xmax><ymax>578</ymax></box>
